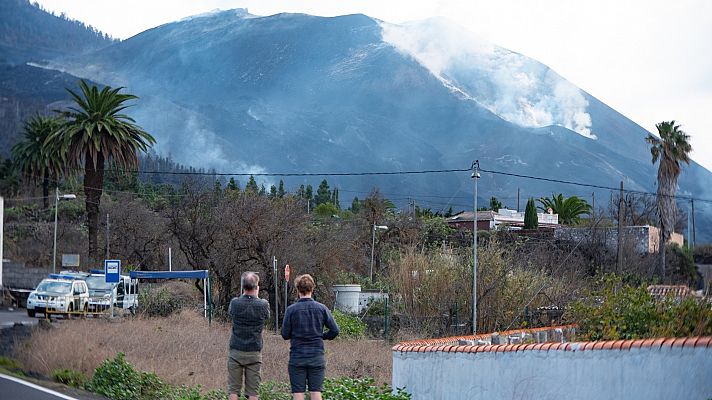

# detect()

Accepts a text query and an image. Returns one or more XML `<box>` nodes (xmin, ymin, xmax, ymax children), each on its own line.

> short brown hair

<box><xmin>295</xmin><ymin>274</ymin><xmax>315</xmax><ymax>295</ymax></box>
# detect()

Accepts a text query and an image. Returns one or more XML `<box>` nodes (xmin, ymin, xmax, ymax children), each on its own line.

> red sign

<box><xmin>285</xmin><ymin>264</ymin><xmax>290</xmax><ymax>282</ymax></box>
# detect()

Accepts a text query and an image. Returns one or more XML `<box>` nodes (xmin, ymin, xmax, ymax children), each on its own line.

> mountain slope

<box><xmin>4</xmin><ymin>8</ymin><xmax>711</xmax><ymax>240</ymax></box>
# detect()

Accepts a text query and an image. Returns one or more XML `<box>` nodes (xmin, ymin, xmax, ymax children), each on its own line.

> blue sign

<box><xmin>104</xmin><ymin>260</ymin><xmax>121</xmax><ymax>283</ymax></box>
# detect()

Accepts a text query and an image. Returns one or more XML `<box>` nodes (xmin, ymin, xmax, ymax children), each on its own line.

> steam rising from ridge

<box><xmin>380</xmin><ymin>18</ymin><xmax>595</xmax><ymax>139</ymax></box>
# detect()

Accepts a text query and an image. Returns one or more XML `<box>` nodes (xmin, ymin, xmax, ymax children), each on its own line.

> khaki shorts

<box><xmin>227</xmin><ymin>349</ymin><xmax>262</xmax><ymax>396</ymax></box>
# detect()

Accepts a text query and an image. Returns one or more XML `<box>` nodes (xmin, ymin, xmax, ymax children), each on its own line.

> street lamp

<box><xmin>53</xmin><ymin>188</ymin><xmax>76</xmax><ymax>273</ymax></box>
<box><xmin>370</xmin><ymin>223</ymin><xmax>388</xmax><ymax>282</ymax></box>
<box><xmin>471</xmin><ymin>160</ymin><xmax>480</xmax><ymax>334</ymax></box>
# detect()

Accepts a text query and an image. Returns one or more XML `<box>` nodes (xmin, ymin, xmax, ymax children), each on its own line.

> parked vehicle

<box><xmin>84</xmin><ymin>273</ymin><xmax>138</xmax><ymax>313</ymax></box>
<box><xmin>26</xmin><ymin>275</ymin><xmax>90</xmax><ymax>317</ymax></box>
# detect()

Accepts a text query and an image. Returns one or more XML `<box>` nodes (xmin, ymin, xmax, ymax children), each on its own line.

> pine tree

<box><xmin>227</xmin><ymin>177</ymin><xmax>239</xmax><ymax>191</ymax></box>
<box><xmin>305</xmin><ymin>184</ymin><xmax>313</xmax><ymax>202</ymax></box>
<box><xmin>269</xmin><ymin>185</ymin><xmax>277</xmax><ymax>198</ymax></box>
<box><xmin>297</xmin><ymin>184</ymin><xmax>305</xmax><ymax>198</ymax></box>
<box><xmin>259</xmin><ymin>184</ymin><xmax>266</xmax><ymax>196</ymax></box>
<box><xmin>315</xmin><ymin>179</ymin><xmax>331</xmax><ymax>205</ymax></box>
<box><xmin>489</xmin><ymin>197</ymin><xmax>502</xmax><ymax>212</ymax></box>
<box><xmin>245</xmin><ymin>175</ymin><xmax>259</xmax><ymax>194</ymax></box>
<box><xmin>277</xmin><ymin>180</ymin><xmax>286</xmax><ymax>198</ymax></box>
<box><xmin>524</xmin><ymin>198</ymin><xmax>539</xmax><ymax>229</ymax></box>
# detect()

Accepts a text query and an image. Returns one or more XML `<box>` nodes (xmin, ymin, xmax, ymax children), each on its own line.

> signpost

<box><xmin>62</xmin><ymin>254</ymin><xmax>80</xmax><ymax>268</ymax></box>
<box><xmin>284</xmin><ymin>264</ymin><xmax>290</xmax><ymax>316</ymax></box>
<box><xmin>105</xmin><ymin>260</ymin><xmax>120</xmax><ymax>318</ymax></box>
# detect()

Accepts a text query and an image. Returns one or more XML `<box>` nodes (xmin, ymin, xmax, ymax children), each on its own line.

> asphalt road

<box><xmin>0</xmin><ymin>374</ymin><xmax>80</xmax><ymax>400</ymax></box>
<box><xmin>0</xmin><ymin>307</ymin><xmax>38</xmax><ymax>328</ymax></box>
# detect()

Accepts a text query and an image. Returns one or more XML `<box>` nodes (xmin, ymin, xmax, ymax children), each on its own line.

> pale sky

<box><xmin>35</xmin><ymin>0</ymin><xmax>712</xmax><ymax>171</ymax></box>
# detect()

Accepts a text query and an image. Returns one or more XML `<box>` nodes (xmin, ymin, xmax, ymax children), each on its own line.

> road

<box><xmin>0</xmin><ymin>374</ymin><xmax>80</xmax><ymax>400</ymax></box>
<box><xmin>0</xmin><ymin>307</ymin><xmax>38</xmax><ymax>328</ymax></box>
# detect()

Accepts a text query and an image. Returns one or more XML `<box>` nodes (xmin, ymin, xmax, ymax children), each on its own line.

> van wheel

<box><xmin>27</xmin><ymin>309</ymin><xmax>36</xmax><ymax>317</ymax></box>
<box><xmin>66</xmin><ymin>304</ymin><xmax>73</xmax><ymax>319</ymax></box>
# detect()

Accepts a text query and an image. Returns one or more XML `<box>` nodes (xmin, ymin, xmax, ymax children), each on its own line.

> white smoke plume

<box><xmin>380</xmin><ymin>18</ymin><xmax>595</xmax><ymax>139</ymax></box>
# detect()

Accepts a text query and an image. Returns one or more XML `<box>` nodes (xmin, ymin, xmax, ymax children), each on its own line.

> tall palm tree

<box><xmin>12</xmin><ymin>115</ymin><xmax>65</xmax><ymax>209</ymax></box>
<box><xmin>645</xmin><ymin>120</ymin><xmax>692</xmax><ymax>275</ymax></box>
<box><xmin>48</xmin><ymin>80</ymin><xmax>155</xmax><ymax>263</ymax></box>
<box><xmin>537</xmin><ymin>193</ymin><xmax>592</xmax><ymax>225</ymax></box>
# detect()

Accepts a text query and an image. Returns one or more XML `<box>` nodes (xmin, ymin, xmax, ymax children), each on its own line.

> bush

<box><xmin>52</xmin><ymin>368</ymin><xmax>87</xmax><ymax>388</ymax></box>
<box><xmin>258</xmin><ymin>380</ymin><xmax>291</xmax><ymax>400</ymax></box>
<box><xmin>138</xmin><ymin>285</ymin><xmax>185</xmax><ymax>317</ymax></box>
<box><xmin>323</xmin><ymin>377</ymin><xmax>411</xmax><ymax>400</ymax></box>
<box><xmin>332</xmin><ymin>309</ymin><xmax>366</xmax><ymax>339</ymax></box>
<box><xmin>85</xmin><ymin>352</ymin><xmax>173</xmax><ymax>399</ymax></box>
<box><xmin>566</xmin><ymin>274</ymin><xmax>712</xmax><ymax>340</ymax></box>
<box><xmin>0</xmin><ymin>356</ymin><xmax>23</xmax><ymax>375</ymax></box>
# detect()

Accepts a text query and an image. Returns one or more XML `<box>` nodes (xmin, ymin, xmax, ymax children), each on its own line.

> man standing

<box><xmin>281</xmin><ymin>274</ymin><xmax>339</xmax><ymax>400</ymax></box>
<box><xmin>228</xmin><ymin>271</ymin><xmax>270</xmax><ymax>400</ymax></box>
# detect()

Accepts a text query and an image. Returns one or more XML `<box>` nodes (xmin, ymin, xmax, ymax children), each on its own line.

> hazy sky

<box><xmin>35</xmin><ymin>0</ymin><xmax>712</xmax><ymax>171</ymax></box>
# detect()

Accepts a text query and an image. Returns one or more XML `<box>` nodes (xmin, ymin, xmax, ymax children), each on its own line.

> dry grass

<box><xmin>14</xmin><ymin>310</ymin><xmax>392</xmax><ymax>390</ymax></box>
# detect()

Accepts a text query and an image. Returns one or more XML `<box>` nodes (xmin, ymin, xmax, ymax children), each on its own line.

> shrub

<box><xmin>85</xmin><ymin>352</ymin><xmax>170</xmax><ymax>400</ymax></box>
<box><xmin>258</xmin><ymin>380</ymin><xmax>291</xmax><ymax>400</ymax></box>
<box><xmin>0</xmin><ymin>356</ymin><xmax>23</xmax><ymax>375</ymax></box>
<box><xmin>332</xmin><ymin>310</ymin><xmax>366</xmax><ymax>339</ymax></box>
<box><xmin>566</xmin><ymin>274</ymin><xmax>712</xmax><ymax>340</ymax></box>
<box><xmin>52</xmin><ymin>368</ymin><xmax>87</xmax><ymax>388</ymax></box>
<box><xmin>138</xmin><ymin>285</ymin><xmax>185</xmax><ymax>317</ymax></box>
<box><xmin>323</xmin><ymin>377</ymin><xmax>411</xmax><ymax>400</ymax></box>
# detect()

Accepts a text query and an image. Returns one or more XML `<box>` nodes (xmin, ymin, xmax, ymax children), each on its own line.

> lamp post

<box><xmin>53</xmin><ymin>188</ymin><xmax>76</xmax><ymax>274</ymax></box>
<box><xmin>370</xmin><ymin>223</ymin><xmax>388</xmax><ymax>282</ymax></box>
<box><xmin>471</xmin><ymin>160</ymin><xmax>480</xmax><ymax>334</ymax></box>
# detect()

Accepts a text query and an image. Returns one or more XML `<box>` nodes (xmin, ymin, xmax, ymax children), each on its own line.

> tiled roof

<box><xmin>392</xmin><ymin>325</ymin><xmax>712</xmax><ymax>354</ymax></box>
<box><xmin>647</xmin><ymin>285</ymin><xmax>691</xmax><ymax>299</ymax></box>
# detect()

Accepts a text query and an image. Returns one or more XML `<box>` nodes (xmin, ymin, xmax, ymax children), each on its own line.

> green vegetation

<box><xmin>524</xmin><ymin>198</ymin><xmax>538</xmax><ymax>229</ymax></box>
<box><xmin>567</xmin><ymin>275</ymin><xmax>712</xmax><ymax>340</ymax></box>
<box><xmin>332</xmin><ymin>309</ymin><xmax>367</xmax><ymax>339</ymax></box>
<box><xmin>0</xmin><ymin>356</ymin><xmax>24</xmax><ymax>376</ymax></box>
<box><xmin>85</xmin><ymin>353</ymin><xmax>226</xmax><ymax>400</ymax></box>
<box><xmin>51</xmin><ymin>368</ymin><xmax>87</xmax><ymax>388</ymax></box>
<box><xmin>323</xmin><ymin>377</ymin><xmax>411</xmax><ymax>400</ymax></box>
<box><xmin>48</xmin><ymin>80</ymin><xmax>155</xmax><ymax>262</ymax></box>
<box><xmin>537</xmin><ymin>193</ymin><xmax>591</xmax><ymax>225</ymax></box>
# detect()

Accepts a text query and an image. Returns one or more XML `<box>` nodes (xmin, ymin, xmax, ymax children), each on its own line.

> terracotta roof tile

<box><xmin>621</xmin><ymin>340</ymin><xmax>634</xmax><ymax>351</ymax></box>
<box><xmin>582</xmin><ymin>342</ymin><xmax>597</xmax><ymax>351</ymax></box>
<box><xmin>600</xmin><ymin>341</ymin><xmax>615</xmax><ymax>350</ymax></box>
<box><xmin>651</xmin><ymin>338</ymin><xmax>667</xmax><ymax>348</ymax></box>
<box><xmin>662</xmin><ymin>338</ymin><xmax>676</xmax><ymax>348</ymax></box>
<box><xmin>672</xmin><ymin>337</ymin><xmax>687</xmax><ymax>348</ymax></box>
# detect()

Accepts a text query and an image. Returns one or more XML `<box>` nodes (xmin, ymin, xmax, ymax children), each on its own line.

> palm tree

<box><xmin>12</xmin><ymin>115</ymin><xmax>65</xmax><ymax>209</ymax></box>
<box><xmin>537</xmin><ymin>193</ymin><xmax>592</xmax><ymax>225</ymax></box>
<box><xmin>645</xmin><ymin>120</ymin><xmax>692</xmax><ymax>276</ymax></box>
<box><xmin>48</xmin><ymin>80</ymin><xmax>155</xmax><ymax>262</ymax></box>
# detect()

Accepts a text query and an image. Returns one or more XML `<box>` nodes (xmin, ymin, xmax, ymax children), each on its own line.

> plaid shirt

<box><xmin>281</xmin><ymin>297</ymin><xmax>340</xmax><ymax>360</ymax></box>
<box><xmin>228</xmin><ymin>295</ymin><xmax>270</xmax><ymax>352</ymax></box>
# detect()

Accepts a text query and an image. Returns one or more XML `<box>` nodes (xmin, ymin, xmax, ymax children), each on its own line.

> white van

<box><xmin>85</xmin><ymin>274</ymin><xmax>138</xmax><ymax>313</ymax></box>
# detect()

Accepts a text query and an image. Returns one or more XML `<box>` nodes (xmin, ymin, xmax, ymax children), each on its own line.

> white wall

<box><xmin>393</xmin><ymin>345</ymin><xmax>712</xmax><ymax>400</ymax></box>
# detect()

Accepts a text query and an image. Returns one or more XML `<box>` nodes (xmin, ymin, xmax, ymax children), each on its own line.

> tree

<box><xmin>226</xmin><ymin>177</ymin><xmax>239</xmax><ymax>192</ymax></box>
<box><xmin>524</xmin><ymin>198</ymin><xmax>538</xmax><ymax>229</ymax></box>
<box><xmin>277</xmin><ymin>180</ymin><xmax>286</xmax><ymax>198</ymax></box>
<box><xmin>537</xmin><ymin>193</ymin><xmax>592</xmax><ymax>225</ymax></box>
<box><xmin>245</xmin><ymin>175</ymin><xmax>259</xmax><ymax>194</ymax></box>
<box><xmin>489</xmin><ymin>197</ymin><xmax>502</xmax><ymax>212</ymax></box>
<box><xmin>12</xmin><ymin>115</ymin><xmax>65</xmax><ymax>208</ymax></box>
<box><xmin>331</xmin><ymin>187</ymin><xmax>340</xmax><ymax>209</ymax></box>
<box><xmin>48</xmin><ymin>80</ymin><xmax>154</xmax><ymax>262</ymax></box>
<box><xmin>351</xmin><ymin>197</ymin><xmax>361</xmax><ymax>213</ymax></box>
<box><xmin>269</xmin><ymin>184</ymin><xmax>277</xmax><ymax>198</ymax></box>
<box><xmin>315</xmin><ymin>179</ymin><xmax>331</xmax><ymax>205</ymax></box>
<box><xmin>645</xmin><ymin>120</ymin><xmax>692</xmax><ymax>275</ymax></box>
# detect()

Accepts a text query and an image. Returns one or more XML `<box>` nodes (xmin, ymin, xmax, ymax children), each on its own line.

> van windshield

<box><xmin>36</xmin><ymin>280</ymin><xmax>72</xmax><ymax>294</ymax></box>
<box><xmin>85</xmin><ymin>276</ymin><xmax>114</xmax><ymax>291</ymax></box>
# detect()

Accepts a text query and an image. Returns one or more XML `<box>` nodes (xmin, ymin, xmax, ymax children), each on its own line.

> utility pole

<box><xmin>516</xmin><ymin>188</ymin><xmax>520</xmax><ymax>212</ymax></box>
<box><xmin>616</xmin><ymin>181</ymin><xmax>624</xmax><ymax>274</ymax></box>
<box><xmin>105</xmin><ymin>214</ymin><xmax>110</xmax><ymax>260</ymax></box>
<box><xmin>471</xmin><ymin>160</ymin><xmax>480</xmax><ymax>334</ymax></box>
<box><xmin>691</xmin><ymin>199</ymin><xmax>696</xmax><ymax>249</ymax></box>
<box><xmin>592</xmin><ymin>192</ymin><xmax>595</xmax><ymax>219</ymax></box>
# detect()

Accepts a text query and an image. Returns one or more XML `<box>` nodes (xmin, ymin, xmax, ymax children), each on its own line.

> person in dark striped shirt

<box><xmin>281</xmin><ymin>274</ymin><xmax>339</xmax><ymax>400</ymax></box>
